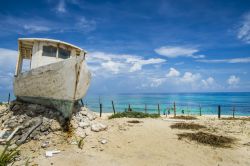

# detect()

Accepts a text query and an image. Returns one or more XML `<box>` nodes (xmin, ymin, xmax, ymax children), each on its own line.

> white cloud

<box><xmin>0</xmin><ymin>48</ymin><xmax>17</xmax><ymax>70</ymax></box>
<box><xmin>166</xmin><ymin>68</ymin><xmax>180</xmax><ymax>77</ymax></box>
<box><xmin>197</xmin><ymin>57</ymin><xmax>250</xmax><ymax>63</ymax></box>
<box><xmin>202</xmin><ymin>77</ymin><xmax>215</xmax><ymax>88</ymax></box>
<box><xmin>154</xmin><ymin>46</ymin><xmax>204</xmax><ymax>58</ymax></box>
<box><xmin>237</xmin><ymin>12</ymin><xmax>250</xmax><ymax>44</ymax></box>
<box><xmin>227</xmin><ymin>75</ymin><xmax>240</xmax><ymax>86</ymax></box>
<box><xmin>0</xmin><ymin>48</ymin><xmax>18</xmax><ymax>90</ymax></box>
<box><xmin>150</xmin><ymin>78</ymin><xmax>166</xmax><ymax>87</ymax></box>
<box><xmin>146</xmin><ymin>68</ymin><xmax>220</xmax><ymax>91</ymax></box>
<box><xmin>101</xmin><ymin>61</ymin><xmax>124</xmax><ymax>74</ymax></box>
<box><xmin>87</xmin><ymin>51</ymin><xmax>166</xmax><ymax>75</ymax></box>
<box><xmin>180</xmin><ymin>72</ymin><xmax>201</xmax><ymax>83</ymax></box>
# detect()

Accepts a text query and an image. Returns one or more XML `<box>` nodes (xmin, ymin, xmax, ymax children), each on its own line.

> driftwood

<box><xmin>16</xmin><ymin>118</ymin><xmax>43</xmax><ymax>145</ymax></box>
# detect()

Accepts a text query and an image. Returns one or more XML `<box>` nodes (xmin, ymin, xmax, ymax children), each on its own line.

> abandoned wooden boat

<box><xmin>14</xmin><ymin>38</ymin><xmax>91</xmax><ymax>119</ymax></box>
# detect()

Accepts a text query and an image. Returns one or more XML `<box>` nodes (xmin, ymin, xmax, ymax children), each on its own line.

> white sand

<box><xmin>19</xmin><ymin>114</ymin><xmax>250</xmax><ymax>166</ymax></box>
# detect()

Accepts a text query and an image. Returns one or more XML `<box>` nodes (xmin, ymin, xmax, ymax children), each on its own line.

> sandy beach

<box><xmin>15</xmin><ymin>113</ymin><xmax>250</xmax><ymax>166</ymax></box>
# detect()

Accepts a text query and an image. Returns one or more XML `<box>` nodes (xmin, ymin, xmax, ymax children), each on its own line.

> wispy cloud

<box><xmin>75</xmin><ymin>17</ymin><xmax>96</xmax><ymax>33</ymax></box>
<box><xmin>87</xmin><ymin>51</ymin><xmax>166</xmax><ymax>75</ymax></box>
<box><xmin>0</xmin><ymin>15</ymin><xmax>96</xmax><ymax>35</ymax></box>
<box><xmin>237</xmin><ymin>12</ymin><xmax>250</xmax><ymax>44</ymax></box>
<box><xmin>56</xmin><ymin>0</ymin><xmax>66</xmax><ymax>13</ymax></box>
<box><xmin>154</xmin><ymin>46</ymin><xmax>205</xmax><ymax>58</ymax></box>
<box><xmin>196</xmin><ymin>57</ymin><xmax>250</xmax><ymax>63</ymax></box>
<box><xmin>23</xmin><ymin>25</ymin><xmax>51</xmax><ymax>33</ymax></box>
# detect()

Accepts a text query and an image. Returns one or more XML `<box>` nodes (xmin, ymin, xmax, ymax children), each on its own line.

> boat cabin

<box><xmin>15</xmin><ymin>38</ymin><xmax>87</xmax><ymax>76</ymax></box>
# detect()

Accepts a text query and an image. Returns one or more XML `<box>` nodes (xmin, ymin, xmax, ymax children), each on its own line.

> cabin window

<box><xmin>58</xmin><ymin>48</ymin><xmax>70</xmax><ymax>59</ymax></box>
<box><xmin>42</xmin><ymin>46</ymin><xmax>57</xmax><ymax>57</ymax></box>
<box><xmin>21</xmin><ymin>59</ymin><xmax>31</xmax><ymax>73</ymax></box>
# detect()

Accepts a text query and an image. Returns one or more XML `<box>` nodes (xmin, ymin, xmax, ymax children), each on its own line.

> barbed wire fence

<box><xmin>82</xmin><ymin>99</ymin><xmax>250</xmax><ymax>117</ymax></box>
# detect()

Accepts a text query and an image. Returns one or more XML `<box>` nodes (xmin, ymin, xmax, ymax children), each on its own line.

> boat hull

<box><xmin>14</xmin><ymin>56</ymin><xmax>91</xmax><ymax>118</ymax></box>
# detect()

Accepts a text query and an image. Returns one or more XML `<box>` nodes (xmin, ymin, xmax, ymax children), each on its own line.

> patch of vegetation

<box><xmin>127</xmin><ymin>120</ymin><xmax>142</xmax><ymax>123</ymax></box>
<box><xmin>221</xmin><ymin>117</ymin><xmax>250</xmax><ymax>121</ymax></box>
<box><xmin>78</xmin><ymin>138</ymin><xmax>84</xmax><ymax>149</ymax></box>
<box><xmin>177</xmin><ymin>132</ymin><xmax>234</xmax><ymax>148</ymax></box>
<box><xmin>109</xmin><ymin>111</ymin><xmax>160</xmax><ymax>119</ymax></box>
<box><xmin>170</xmin><ymin>115</ymin><xmax>197</xmax><ymax>120</ymax></box>
<box><xmin>170</xmin><ymin>122</ymin><xmax>206</xmax><ymax>130</ymax></box>
<box><xmin>0</xmin><ymin>141</ymin><xmax>20</xmax><ymax>165</ymax></box>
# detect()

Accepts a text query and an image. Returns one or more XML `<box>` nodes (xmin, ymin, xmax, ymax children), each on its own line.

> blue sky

<box><xmin>0</xmin><ymin>0</ymin><xmax>250</xmax><ymax>98</ymax></box>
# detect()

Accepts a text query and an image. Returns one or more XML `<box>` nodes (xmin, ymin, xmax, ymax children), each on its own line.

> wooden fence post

<box><xmin>112</xmin><ymin>100</ymin><xmax>116</xmax><ymax>114</ymax></box>
<box><xmin>157</xmin><ymin>104</ymin><xmax>160</xmax><ymax>115</ymax></box>
<box><xmin>100</xmin><ymin>103</ymin><xmax>102</xmax><ymax>117</ymax></box>
<box><xmin>7</xmin><ymin>93</ymin><xmax>10</xmax><ymax>104</ymax></box>
<box><xmin>145</xmin><ymin>104</ymin><xmax>147</xmax><ymax>113</ymax></box>
<box><xmin>199</xmin><ymin>105</ymin><xmax>202</xmax><ymax>116</ymax></box>
<box><xmin>174</xmin><ymin>102</ymin><xmax>176</xmax><ymax>117</ymax></box>
<box><xmin>80</xmin><ymin>99</ymin><xmax>84</xmax><ymax>107</ymax></box>
<box><xmin>232</xmin><ymin>106</ymin><xmax>235</xmax><ymax>118</ymax></box>
<box><xmin>218</xmin><ymin>105</ymin><xmax>221</xmax><ymax>119</ymax></box>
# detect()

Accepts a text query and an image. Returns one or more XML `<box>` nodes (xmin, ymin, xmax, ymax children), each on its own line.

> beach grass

<box><xmin>127</xmin><ymin>120</ymin><xmax>142</xmax><ymax>123</ymax></box>
<box><xmin>170</xmin><ymin>115</ymin><xmax>197</xmax><ymax>120</ymax></box>
<box><xmin>177</xmin><ymin>131</ymin><xmax>234</xmax><ymax>147</ymax></box>
<box><xmin>109</xmin><ymin>111</ymin><xmax>160</xmax><ymax>119</ymax></box>
<box><xmin>221</xmin><ymin>117</ymin><xmax>250</xmax><ymax>121</ymax></box>
<box><xmin>0</xmin><ymin>141</ymin><xmax>20</xmax><ymax>165</ymax></box>
<box><xmin>170</xmin><ymin>122</ymin><xmax>206</xmax><ymax>130</ymax></box>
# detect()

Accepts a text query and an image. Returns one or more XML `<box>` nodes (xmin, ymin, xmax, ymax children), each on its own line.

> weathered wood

<box><xmin>16</xmin><ymin>118</ymin><xmax>42</xmax><ymax>145</ymax></box>
<box><xmin>112</xmin><ymin>100</ymin><xmax>116</xmax><ymax>114</ymax></box>
<box><xmin>199</xmin><ymin>105</ymin><xmax>202</xmax><ymax>116</ymax></box>
<box><xmin>157</xmin><ymin>104</ymin><xmax>160</xmax><ymax>115</ymax></box>
<box><xmin>80</xmin><ymin>99</ymin><xmax>84</xmax><ymax>106</ymax></box>
<box><xmin>174</xmin><ymin>102</ymin><xmax>176</xmax><ymax>117</ymax></box>
<box><xmin>15</xmin><ymin>41</ymin><xmax>23</xmax><ymax>76</ymax></box>
<box><xmin>100</xmin><ymin>103</ymin><xmax>102</xmax><ymax>117</ymax></box>
<box><xmin>128</xmin><ymin>104</ymin><xmax>131</xmax><ymax>112</ymax></box>
<box><xmin>232</xmin><ymin>106</ymin><xmax>235</xmax><ymax>118</ymax></box>
<box><xmin>7</xmin><ymin>93</ymin><xmax>10</xmax><ymax>104</ymax></box>
<box><xmin>14</xmin><ymin>57</ymin><xmax>90</xmax><ymax>101</ymax></box>
<box><xmin>218</xmin><ymin>105</ymin><xmax>221</xmax><ymax>119</ymax></box>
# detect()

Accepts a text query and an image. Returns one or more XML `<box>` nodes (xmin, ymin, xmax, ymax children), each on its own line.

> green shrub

<box><xmin>109</xmin><ymin>111</ymin><xmax>160</xmax><ymax>119</ymax></box>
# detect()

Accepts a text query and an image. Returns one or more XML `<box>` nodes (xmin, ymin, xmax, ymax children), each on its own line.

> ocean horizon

<box><xmin>1</xmin><ymin>92</ymin><xmax>250</xmax><ymax>116</ymax></box>
<box><xmin>83</xmin><ymin>92</ymin><xmax>250</xmax><ymax>116</ymax></box>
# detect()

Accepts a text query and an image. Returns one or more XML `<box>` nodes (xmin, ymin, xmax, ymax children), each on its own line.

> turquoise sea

<box><xmin>1</xmin><ymin>92</ymin><xmax>250</xmax><ymax>116</ymax></box>
<box><xmin>84</xmin><ymin>93</ymin><xmax>250</xmax><ymax>116</ymax></box>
